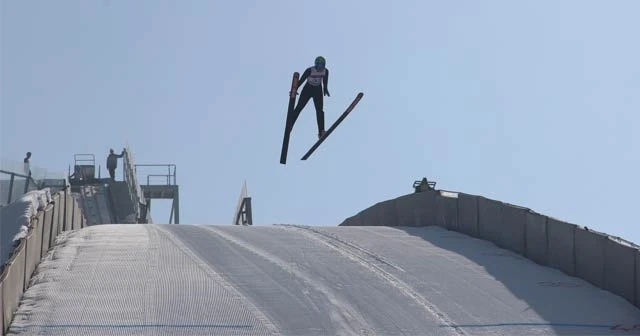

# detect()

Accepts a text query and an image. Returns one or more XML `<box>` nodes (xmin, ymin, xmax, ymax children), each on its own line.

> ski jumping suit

<box><xmin>290</xmin><ymin>66</ymin><xmax>329</xmax><ymax>136</ymax></box>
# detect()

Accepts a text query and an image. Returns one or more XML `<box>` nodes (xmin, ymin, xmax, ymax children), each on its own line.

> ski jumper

<box><xmin>290</xmin><ymin>66</ymin><xmax>329</xmax><ymax>136</ymax></box>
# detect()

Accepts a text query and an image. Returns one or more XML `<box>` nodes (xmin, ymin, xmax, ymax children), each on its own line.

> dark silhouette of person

<box><xmin>290</xmin><ymin>56</ymin><xmax>330</xmax><ymax>139</ymax></box>
<box><xmin>106</xmin><ymin>148</ymin><xmax>125</xmax><ymax>180</ymax></box>
<box><xmin>23</xmin><ymin>152</ymin><xmax>31</xmax><ymax>175</ymax></box>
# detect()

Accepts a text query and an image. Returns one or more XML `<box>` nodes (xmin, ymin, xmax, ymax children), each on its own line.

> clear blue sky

<box><xmin>2</xmin><ymin>1</ymin><xmax>639</xmax><ymax>243</ymax></box>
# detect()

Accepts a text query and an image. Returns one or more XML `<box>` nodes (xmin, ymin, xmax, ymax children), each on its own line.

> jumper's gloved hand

<box><xmin>324</xmin><ymin>89</ymin><xmax>330</xmax><ymax>97</ymax></box>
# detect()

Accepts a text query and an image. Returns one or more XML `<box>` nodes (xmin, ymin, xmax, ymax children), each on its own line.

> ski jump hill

<box><xmin>1</xmin><ymin>148</ymin><xmax>640</xmax><ymax>335</ymax></box>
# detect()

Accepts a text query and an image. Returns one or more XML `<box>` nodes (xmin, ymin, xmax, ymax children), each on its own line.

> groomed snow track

<box><xmin>5</xmin><ymin>224</ymin><xmax>640</xmax><ymax>336</ymax></box>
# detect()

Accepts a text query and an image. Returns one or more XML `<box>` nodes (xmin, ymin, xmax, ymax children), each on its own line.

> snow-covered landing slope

<box><xmin>7</xmin><ymin>224</ymin><xmax>640</xmax><ymax>335</ymax></box>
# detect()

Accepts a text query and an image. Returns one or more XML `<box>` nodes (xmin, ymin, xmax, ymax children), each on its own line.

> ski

<box><xmin>280</xmin><ymin>72</ymin><xmax>300</xmax><ymax>164</ymax></box>
<box><xmin>301</xmin><ymin>92</ymin><xmax>364</xmax><ymax>161</ymax></box>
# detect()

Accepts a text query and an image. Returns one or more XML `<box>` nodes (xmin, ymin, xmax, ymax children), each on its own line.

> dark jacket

<box><xmin>107</xmin><ymin>152</ymin><xmax>124</xmax><ymax>169</ymax></box>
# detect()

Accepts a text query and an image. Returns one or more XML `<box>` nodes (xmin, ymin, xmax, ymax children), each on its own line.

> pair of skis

<box><xmin>280</xmin><ymin>72</ymin><xmax>364</xmax><ymax>164</ymax></box>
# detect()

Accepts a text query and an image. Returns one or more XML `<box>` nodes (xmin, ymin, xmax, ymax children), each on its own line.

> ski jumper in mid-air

<box><xmin>291</xmin><ymin>56</ymin><xmax>330</xmax><ymax>139</ymax></box>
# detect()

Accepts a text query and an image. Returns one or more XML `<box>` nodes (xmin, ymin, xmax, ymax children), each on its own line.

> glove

<box><xmin>324</xmin><ymin>90</ymin><xmax>330</xmax><ymax>97</ymax></box>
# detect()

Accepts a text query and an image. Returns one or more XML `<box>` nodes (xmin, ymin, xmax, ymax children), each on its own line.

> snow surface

<box><xmin>7</xmin><ymin>224</ymin><xmax>640</xmax><ymax>335</ymax></box>
<box><xmin>8</xmin><ymin>225</ymin><xmax>277</xmax><ymax>336</ymax></box>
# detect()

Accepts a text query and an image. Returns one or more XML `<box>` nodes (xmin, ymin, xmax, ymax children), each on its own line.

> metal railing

<box><xmin>0</xmin><ymin>170</ymin><xmax>38</xmax><ymax>206</ymax></box>
<box><xmin>413</xmin><ymin>177</ymin><xmax>436</xmax><ymax>193</ymax></box>
<box><xmin>69</xmin><ymin>154</ymin><xmax>97</xmax><ymax>182</ymax></box>
<box><xmin>1</xmin><ymin>160</ymin><xmax>64</xmax><ymax>182</ymax></box>
<box><xmin>133</xmin><ymin>164</ymin><xmax>178</xmax><ymax>224</ymax></box>
<box><xmin>135</xmin><ymin>164</ymin><xmax>177</xmax><ymax>186</ymax></box>
<box><xmin>73</xmin><ymin>154</ymin><xmax>95</xmax><ymax>166</ymax></box>
<box><xmin>122</xmin><ymin>145</ymin><xmax>146</xmax><ymax>222</ymax></box>
<box><xmin>0</xmin><ymin>160</ymin><xmax>66</xmax><ymax>206</ymax></box>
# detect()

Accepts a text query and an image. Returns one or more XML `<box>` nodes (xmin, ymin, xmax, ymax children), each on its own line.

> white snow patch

<box><xmin>1</xmin><ymin>197</ymin><xmax>35</xmax><ymax>263</ymax></box>
<box><xmin>439</xmin><ymin>191</ymin><xmax>459</xmax><ymax>198</ymax></box>
<box><xmin>12</xmin><ymin>225</ymin><xmax>28</xmax><ymax>241</ymax></box>
<box><xmin>9</xmin><ymin>189</ymin><xmax>53</xmax><ymax>241</ymax></box>
<box><xmin>609</xmin><ymin>235</ymin><xmax>639</xmax><ymax>249</ymax></box>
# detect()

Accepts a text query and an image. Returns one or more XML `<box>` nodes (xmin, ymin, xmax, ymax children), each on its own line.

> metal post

<box><xmin>8</xmin><ymin>174</ymin><xmax>15</xmax><ymax>204</ymax></box>
<box><xmin>174</xmin><ymin>188</ymin><xmax>179</xmax><ymax>224</ymax></box>
<box><xmin>169</xmin><ymin>199</ymin><xmax>175</xmax><ymax>224</ymax></box>
<box><xmin>245</xmin><ymin>197</ymin><xmax>253</xmax><ymax>225</ymax></box>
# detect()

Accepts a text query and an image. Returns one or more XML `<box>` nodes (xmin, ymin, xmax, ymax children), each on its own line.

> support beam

<box><xmin>174</xmin><ymin>188</ymin><xmax>179</xmax><ymax>224</ymax></box>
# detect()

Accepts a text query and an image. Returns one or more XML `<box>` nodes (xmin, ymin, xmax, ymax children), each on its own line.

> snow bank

<box><xmin>1</xmin><ymin>188</ymin><xmax>54</xmax><ymax>265</ymax></box>
<box><xmin>609</xmin><ymin>235</ymin><xmax>639</xmax><ymax>249</ymax></box>
<box><xmin>14</xmin><ymin>188</ymin><xmax>52</xmax><ymax>235</ymax></box>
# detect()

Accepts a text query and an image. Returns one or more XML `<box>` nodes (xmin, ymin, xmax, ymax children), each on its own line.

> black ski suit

<box><xmin>290</xmin><ymin>66</ymin><xmax>329</xmax><ymax>136</ymax></box>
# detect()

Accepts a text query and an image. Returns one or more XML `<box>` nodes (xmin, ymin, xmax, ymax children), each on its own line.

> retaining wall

<box><xmin>1</xmin><ymin>188</ymin><xmax>86</xmax><ymax>335</ymax></box>
<box><xmin>339</xmin><ymin>189</ymin><xmax>640</xmax><ymax>309</ymax></box>
<box><xmin>109</xmin><ymin>182</ymin><xmax>136</xmax><ymax>223</ymax></box>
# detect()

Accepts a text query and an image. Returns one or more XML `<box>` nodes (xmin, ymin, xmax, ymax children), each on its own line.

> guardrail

<box><xmin>1</xmin><ymin>160</ymin><xmax>64</xmax><ymax>183</ymax></box>
<box><xmin>135</xmin><ymin>164</ymin><xmax>177</xmax><ymax>224</ymax></box>
<box><xmin>68</xmin><ymin>154</ymin><xmax>98</xmax><ymax>182</ymax></box>
<box><xmin>1</xmin><ymin>187</ymin><xmax>86</xmax><ymax>334</ymax></box>
<box><xmin>73</xmin><ymin>154</ymin><xmax>95</xmax><ymax>169</ymax></box>
<box><xmin>339</xmin><ymin>188</ymin><xmax>640</xmax><ymax>310</ymax></box>
<box><xmin>1</xmin><ymin>170</ymin><xmax>39</xmax><ymax>206</ymax></box>
<box><xmin>122</xmin><ymin>145</ymin><xmax>146</xmax><ymax>222</ymax></box>
<box><xmin>135</xmin><ymin>164</ymin><xmax>177</xmax><ymax>186</ymax></box>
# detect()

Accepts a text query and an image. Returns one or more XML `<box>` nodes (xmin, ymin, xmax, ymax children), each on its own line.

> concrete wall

<box><xmin>1</xmin><ymin>188</ymin><xmax>86</xmax><ymax>335</ymax></box>
<box><xmin>339</xmin><ymin>189</ymin><xmax>640</xmax><ymax>309</ymax></box>
<box><xmin>108</xmin><ymin>182</ymin><xmax>136</xmax><ymax>223</ymax></box>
